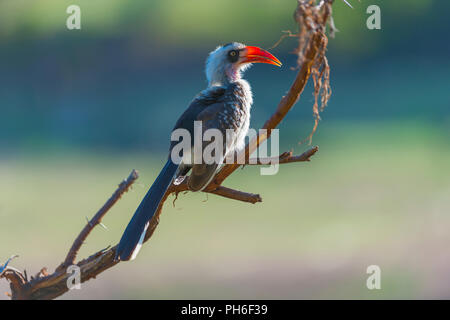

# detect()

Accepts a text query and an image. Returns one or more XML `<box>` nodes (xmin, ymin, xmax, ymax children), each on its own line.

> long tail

<box><xmin>115</xmin><ymin>159</ymin><xmax>178</xmax><ymax>261</ymax></box>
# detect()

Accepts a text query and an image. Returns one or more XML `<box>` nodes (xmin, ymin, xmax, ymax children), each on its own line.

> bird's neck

<box><xmin>208</xmin><ymin>66</ymin><xmax>241</xmax><ymax>87</ymax></box>
<box><xmin>204</xmin><ymin>78</ymin><xmax>253</xmax><ymax>113</ymax></box>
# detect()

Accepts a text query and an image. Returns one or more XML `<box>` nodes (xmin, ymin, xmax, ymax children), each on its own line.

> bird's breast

<box><xmin>220</xmin><ymin>80</ymin><xmax>252</xmax><ymax>152</ymax></box>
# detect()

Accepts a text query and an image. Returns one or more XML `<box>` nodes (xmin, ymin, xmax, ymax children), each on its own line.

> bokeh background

<box><xmin>1</xmin><ymin>0</ymin><xmax>449</xmax><ymax>299</ymax></box>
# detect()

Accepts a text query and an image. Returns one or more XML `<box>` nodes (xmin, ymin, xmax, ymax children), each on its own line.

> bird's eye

<box><xmin>227</xmin><ymin>50</ymin><xmax>239</xmax><ymax>62</ymax></box>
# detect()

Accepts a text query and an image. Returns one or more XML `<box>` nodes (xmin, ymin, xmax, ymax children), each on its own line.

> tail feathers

<box><xmin>115</xmin><ymin>160</ymin><xmax>178</xmax><ymax>261</ymax></box>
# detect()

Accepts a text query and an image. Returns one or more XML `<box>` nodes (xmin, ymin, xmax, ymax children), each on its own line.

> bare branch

<box><xmin>60</xmin><ymin>169</ymin><xmax>139</xmax><ymax>269</ymax></box>
<box><xmin>1</xmin><ymin>268</ymin><xmax>27</xmax><ymax>300</ymax></box>
<box><xmin>244</xmin><ymin>146</ymin><xmax>319</xmax><ymax>165</ymax></box>
<box><xmin>209</xmin><ymin>186</ymin><xmax>262</xmax><ymax>204</ymax></box>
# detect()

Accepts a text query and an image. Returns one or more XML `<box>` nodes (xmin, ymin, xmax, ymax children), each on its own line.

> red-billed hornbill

<box><xmin>115</xmin><ymin>42</ymin><xmax>281</xmax><ymax>261</ymax></box>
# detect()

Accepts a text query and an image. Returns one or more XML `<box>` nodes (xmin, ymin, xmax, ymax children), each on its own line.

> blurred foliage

<box><xmin>1</xmin><ymin>122</ymin><xmax>449</xmax><ymax>299</ymax></box>
<box><xmin>0</xmin><ymin>0</ymin><xmax>448</xmax><ymax>152</ymax></box>
<box><xmin>0</xmin><ymin>0</ymin><xmax>447</xmax><ymax>57</ymax></box>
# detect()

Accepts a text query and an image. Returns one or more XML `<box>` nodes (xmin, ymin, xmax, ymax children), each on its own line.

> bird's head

<box><xmin>206</xmin><ymin>42</ymin><xmax>281</xmax><ymax>87</ymax></box>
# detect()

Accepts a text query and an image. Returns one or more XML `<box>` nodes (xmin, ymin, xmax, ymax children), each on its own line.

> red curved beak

<box><xmin>242</xmin><ymin>46</ymin><xmax>282</xmax><ymax>67</ymax></box>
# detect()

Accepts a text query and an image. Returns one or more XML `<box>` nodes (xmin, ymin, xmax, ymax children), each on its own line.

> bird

<box><xmin>115</xmin><ymin>42</ymin><xmax>281</xmax><ymax>261</ymax></box>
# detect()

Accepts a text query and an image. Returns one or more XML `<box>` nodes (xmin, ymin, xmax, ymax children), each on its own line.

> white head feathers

<box><xmin>205</xmin><ymin>42</ymin><xmax>251</xmax><ymax>87</ymax></box>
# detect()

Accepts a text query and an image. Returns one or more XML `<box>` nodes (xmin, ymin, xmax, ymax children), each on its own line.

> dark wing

<box><xmin>188</xmin><ymin>96</ymin><xmax>248</xmax><ymax>191</ymax></box>
<box><xmin>169</xmin><ymin>86</ymin><xmax>226</xmax><ymax>151</ymax></box>
<box><xmin>187</xmin><ymin>102</ymin><xmax>229</xmax><ymax>191</ymax></box>
<box><xmin>168</xmin><ymin>87</ymin><xmax>228</xmax><ymax>191</ymax></box>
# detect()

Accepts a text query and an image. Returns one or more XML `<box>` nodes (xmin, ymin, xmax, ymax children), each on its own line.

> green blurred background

<box><xmin>0</xmin><ymin>0</ymin><xmax>449</xmax><ymax>299</ymax></box>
